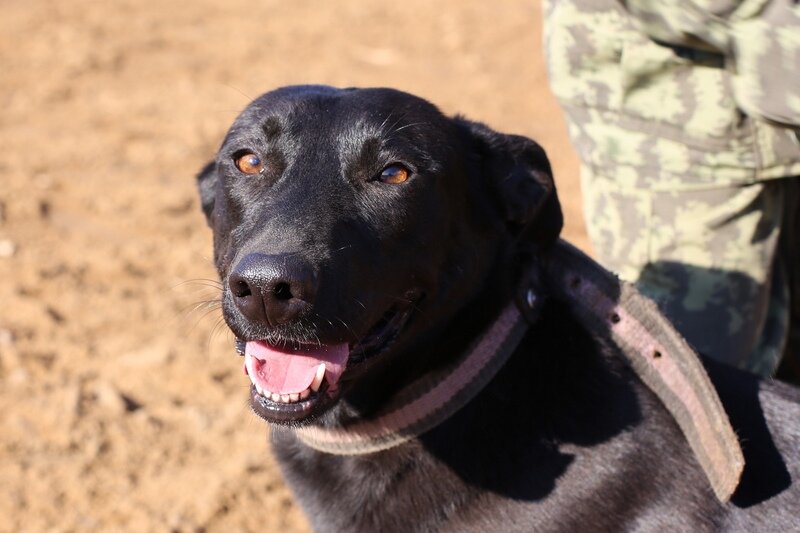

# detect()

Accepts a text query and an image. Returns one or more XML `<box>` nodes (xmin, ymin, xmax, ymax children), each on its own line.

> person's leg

<box><xmin>581</xmin><ymin>166</ymin><xmax>788</xmax><ymax>376</ymax></box>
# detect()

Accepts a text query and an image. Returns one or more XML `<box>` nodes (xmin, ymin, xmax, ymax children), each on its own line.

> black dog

<box><xmin>197</xmin><ymin>85</ymin><xmax>800</xmax><ymax>531</ymax></box>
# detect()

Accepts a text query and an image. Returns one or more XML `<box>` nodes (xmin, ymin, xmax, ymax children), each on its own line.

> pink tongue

<box><xmin>245</xmin><ymin>341</ymin><xmax>349</xmax><ymax>395</ymax></box>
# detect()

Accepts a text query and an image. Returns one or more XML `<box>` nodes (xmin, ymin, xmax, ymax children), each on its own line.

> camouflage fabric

<box><xmin>581</xmin><ymin>167</ymin><xmax>792</xmax><ymax>375</ymax></box>
<box><xmin>624</xmin><ymin>0</ymin><xmax>800</xmax><ymax>128</ymax></box>
<box><xmin>543</xmin><ymin>0</ymin><xmax>800</xmax><ymax>375</ymax></box>
<box><xmin>544</xmin><ymin>0</ymin><xmax>800</xmax><ymax>189</ymax></box>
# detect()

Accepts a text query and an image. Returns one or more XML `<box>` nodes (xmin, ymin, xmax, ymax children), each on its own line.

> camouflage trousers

<box><xmin>581</xmin><ymin>168</ymin><xmax>799</xmax><ymax>377</ymax></box>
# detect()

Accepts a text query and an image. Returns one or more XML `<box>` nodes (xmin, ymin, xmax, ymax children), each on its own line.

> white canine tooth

<box><xmin>289</xmin><ymin>393</ymin><xmax>299</xmax><ymax>402</ymax></box>
<box><xmin>300</xmin><ymin>389</ymin><xmax>310</xmax><ymax>400</ymax></box>
<box><xmin>255</xmin><ymin>382</ymin><xmax>263</xmax><ymax>395</ymax></box>
<box><xmin>310</xmin><ymin>364</ymin><xmax>325</xmax><ymax>392</ymax></box>
<box><xmin>271</xmin><ymin>392</ymin><xmax>280</xmax><ymax>402</ymax></box>
<box><xmin>280</xmin><ymin>394</ymin><xmax>290</xmax><ymax>403</ymax></box>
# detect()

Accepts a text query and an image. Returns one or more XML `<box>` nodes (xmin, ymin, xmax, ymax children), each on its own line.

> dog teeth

<box><xmin>249</xmin><ymin>362</ymin><xmax>320</xmax><ymax>403</ymax></box>
<box><xmin>310</xmin><ymin>364</ymin><xmax>325</xmax><ymax>392</ymax></box>
<box><xmin>255</xmin><ymin>387</ymin><xmax>314</xmax><ymax>403</ymax></box>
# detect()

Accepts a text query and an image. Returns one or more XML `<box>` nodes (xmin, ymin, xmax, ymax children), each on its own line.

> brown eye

<box><xmin>234</xmin><ymin>152</ymin><xmax>265</xmax><ymax>174</ymax></box>
<box><xmin>378</xmin><ymin>164</ymin><xmax>409</xmax><ymax>184</ymax></box>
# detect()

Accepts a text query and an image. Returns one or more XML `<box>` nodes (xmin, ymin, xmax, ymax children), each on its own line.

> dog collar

<box><xmin>293</xmin><ymin>240</ymin><xmax>744</xmax><ymax>502</ymax></box>
<box><xmin>294</xmin><ymin>297</ymin><xmax>535</xmax><ymax>455</ymax></box>
<box><xmin>543</xmin><ymin>241</ymin><xmax>743</xmax><ymax>502</ymax></box>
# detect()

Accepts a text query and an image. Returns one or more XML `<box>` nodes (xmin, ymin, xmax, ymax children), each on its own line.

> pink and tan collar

<box><xmin>295</xmin><ymin>300</ymin><xmax>531</xmax><ymax>454</ymax></box>
<box><xmin>293</xmin><ymin>240</ymin><xmax>744</xmax><ymax>502</ymax></box>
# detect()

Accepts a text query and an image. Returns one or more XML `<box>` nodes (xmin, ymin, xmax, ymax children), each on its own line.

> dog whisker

<box><xmin>222</xmin><ymin>83</ymin><xmax>256</xmax><ymax>103</ymax></box>
<box><xmin>311</xmin><ymin>330</ymin><xmax>322</xmax><ymax>349</ymax></box>
<box><xmin>206</xmin><ymin>315</ymin><xmax>233</xmax><ymax>354</ymax></box>
<box><xmin>334</xmin><ymin>316</ymin><xmax>360</xmax><ymax>343</ymax></box>
<box><xmin>330</xmin><ymin>244</ymin><xmax>355</xmax><ymax>255</ymax></box>
<box><xmin>379</xmin><ymin>110</ymin><xmax>408</xmax><ymax>136</ymax></box>
<box><xmin>175</xmin><ymin>278</ymin><xmax>224</xmax><ymax>289</ymax></box>
<box><xmin>391</xmin><ymin>121</ymin><xmax>425</xmax><ymax>133</ymax></box>
<box><xmin>377</xmin><ymin>111</ymin><xmax>396</xmax><ymax>133</ymax></box>
<box><xmin>176</xmin><ymin>298</ymin><xmax>223</xmax><ymax>324</ymax></box>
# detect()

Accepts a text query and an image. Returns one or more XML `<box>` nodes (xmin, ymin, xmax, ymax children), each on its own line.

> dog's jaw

<box><xmin>240</xmin><ymin>298</ymin><xmax>419</xmax><ymax>424</ymax></box>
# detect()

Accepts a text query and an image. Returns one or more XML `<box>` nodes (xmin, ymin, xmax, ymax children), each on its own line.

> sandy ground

<box><xmin>0</xmin><ymin>0</ymin><xmax>584</xmax><ymax>530</ymax></box>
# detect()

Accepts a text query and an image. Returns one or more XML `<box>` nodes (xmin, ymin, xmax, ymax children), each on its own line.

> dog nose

<box><xmin>228</xmin><ymin>253</ymin><xmax>317</xmax><ymax>326</ymax></box>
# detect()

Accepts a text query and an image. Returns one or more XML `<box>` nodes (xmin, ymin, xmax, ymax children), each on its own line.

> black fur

<box><xmin>198</xmin><ymin>86</ymin><xmax>800</xmax><ymax>532</ymax></box>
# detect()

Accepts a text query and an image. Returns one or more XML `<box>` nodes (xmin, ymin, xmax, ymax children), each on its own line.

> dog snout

<box><xmin>228</xmin><ymin>253</ymin><xmax>317</xmax><ymax>327</ymax></box>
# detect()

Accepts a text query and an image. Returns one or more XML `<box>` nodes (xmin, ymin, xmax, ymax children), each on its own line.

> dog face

<box><xmin>198</xmin><ymin>85</ymin><xmax>561</xmax><ymax>424</ymax></box>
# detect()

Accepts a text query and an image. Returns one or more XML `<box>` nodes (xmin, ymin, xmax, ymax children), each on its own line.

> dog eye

<box><xmin>378</xmin><ymin>164</ymin><xmax>410</xmax><ymax>184</ymax></box>
<box><xmin>234</xmin><ymin>152</ymin><xmax>265</xmax><ymax>175</ymax></box>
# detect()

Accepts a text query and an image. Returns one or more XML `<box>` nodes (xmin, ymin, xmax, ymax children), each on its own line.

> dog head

<box><xmin>197</xmin><ymin>85</ymin><xmax>561</xmax><ymax>424</ymax></box>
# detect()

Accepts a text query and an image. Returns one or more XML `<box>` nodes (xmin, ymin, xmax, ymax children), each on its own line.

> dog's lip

<box><xmin>239</xmin><ymin>293</ymin><xmax>422</xmax><ymax>424</ymax></box>
<box><xmin>249</xmin><ymin>380</ymin><xmax>332</xmax><ymax>423</ymax></box>
<box><xmin>347</xmin><ymin>303</ymin><xmax>415</xmax><ymax>364</ymax></box>
<box><xmin>233</xmin><ymin>293</ymin><xmax>421</xmax><ymax>360</ymax></box>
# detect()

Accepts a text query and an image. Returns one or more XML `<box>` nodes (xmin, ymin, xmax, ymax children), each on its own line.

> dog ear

<box><xmin>456</xmin><ymin>118</ymin><xmax>563</xmax><ymax>247</ymax></box>
<box><xmin>196</xmin><ymin>161</ymin><xmax>218</xmax><ymax>225</ymax></box>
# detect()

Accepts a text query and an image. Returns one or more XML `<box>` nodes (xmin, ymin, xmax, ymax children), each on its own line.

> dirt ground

<box><xmin>0</xmin><ymin>0</ymin><xmax>585</xmax><ymax>530</ymax></box>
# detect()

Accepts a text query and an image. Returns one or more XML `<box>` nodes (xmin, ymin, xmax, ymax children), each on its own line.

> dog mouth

<box><xmin>238</xmin><ymin>302</ymin><xmax>416</xmax><ymax>424</ymax></box>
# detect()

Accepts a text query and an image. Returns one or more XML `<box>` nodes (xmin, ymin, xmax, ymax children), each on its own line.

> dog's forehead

<box><xmin>231</xmin><ymin>86</ymin><xmax>446</xmax><ymax>138</ymax></box>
